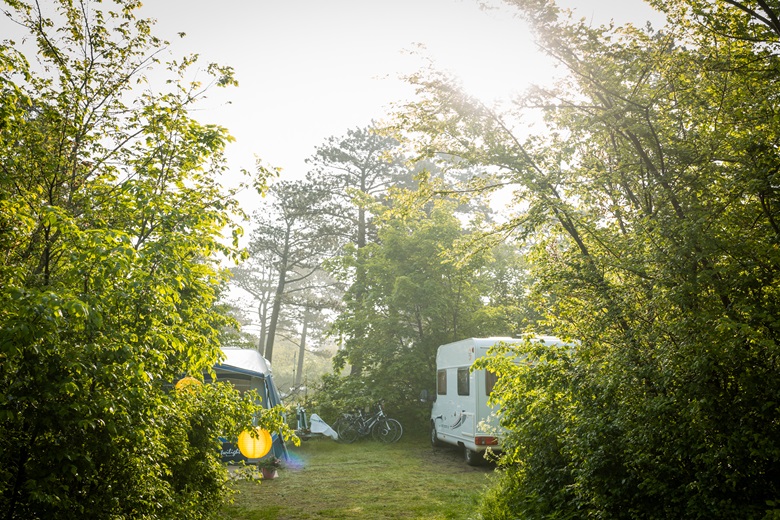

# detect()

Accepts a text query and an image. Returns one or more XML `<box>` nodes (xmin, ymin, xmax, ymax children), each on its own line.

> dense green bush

<box><xmin>0</xmin><ymin>1</ymin><xmax>287</xmax><ymax>517</ymax></box>
<box><xmin>399</xmin><ymin>0</ymin><xmax>780</xmax><ymax>517</ymax></box>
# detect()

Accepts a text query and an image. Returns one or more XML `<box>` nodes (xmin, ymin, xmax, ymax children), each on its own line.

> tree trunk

<box><xmin>296</xmin><ymin>310</ymin><xmax>308</xmax><ymax>388</ymax></box>
<box><xmin>257</xmin><ymin>300</ymin><xmax>268</xmax><ymax>356</ymax></box>
<box><xmin>349</xmin><ymin>181</ymin><xmax>368</xmax><ymax>377</ymax></box>
<box><xmin>264</xmin><ymin>224</ymin><xmax>293</xmax><ymax>362</ymax></box>
<box><xmin>264</xmin><ymin>277</ymin><xmax>285</xmax><ymax>363</ymax></box>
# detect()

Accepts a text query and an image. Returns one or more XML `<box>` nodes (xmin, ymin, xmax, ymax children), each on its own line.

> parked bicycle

<box><xmin>337</xmin><ymin>402</ymin><xmax>403</xmax><ymax>444</ymax></box>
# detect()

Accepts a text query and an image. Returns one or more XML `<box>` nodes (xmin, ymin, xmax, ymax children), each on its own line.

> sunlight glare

<box><xmin>422</xmin><ymin>3</ymin><xmax>550</xmax><ymax>104</ymax></box>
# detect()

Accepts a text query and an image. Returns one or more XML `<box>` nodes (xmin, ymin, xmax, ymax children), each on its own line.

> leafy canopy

<box><xmin>0</xmin><ymin>1</ymin><xmax>288</xmax><ymax>518</ymax></box>
<box><xmin>398</xmin><ymin>0</ymin><xmax>780</xmax><ymax>517</ymax></box>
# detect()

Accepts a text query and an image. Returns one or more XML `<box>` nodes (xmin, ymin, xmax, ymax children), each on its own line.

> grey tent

<box><xmin>210</xmin><ymin>348</ymin><xmax>288</xmax><ymax>461</ymax></box>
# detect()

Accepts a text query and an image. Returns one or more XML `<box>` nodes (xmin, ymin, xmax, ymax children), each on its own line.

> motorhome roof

<box><xmin>436</xmin><ymin>336</ymin><xmax>573</xmax><ymax>368</ymax></box>
<box><xmin>442</xmin><ymin>336</ymin><xmax>570</xmax><ymax>349</ymax></box>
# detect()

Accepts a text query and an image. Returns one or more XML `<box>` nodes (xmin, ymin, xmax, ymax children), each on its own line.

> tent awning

<box><xmin>215</xmin><ymin>348</ymin><xmax>272</xmax><ymax>378</ymax></box>
<box><xmin>214</xmin><ymin>348</ymin><xmax>289</xmax><ymax>460</ymax></box>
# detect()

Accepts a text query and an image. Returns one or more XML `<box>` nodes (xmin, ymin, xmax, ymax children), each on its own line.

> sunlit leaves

<box><xmin>321</xmin><ymin>196</ymin><xmax>523</xmax><ymax>419</ymax></box>
<box><xmin>399</xmin><ymin>0</ymin><xmax>780</xmax><ymax>518</ymax></box>
<box><xmin>0</xmin><ymin>0</ymin><xmax>266</xmax><ymax>518</ymax></box>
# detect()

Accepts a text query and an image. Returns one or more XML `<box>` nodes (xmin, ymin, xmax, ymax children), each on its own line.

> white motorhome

<box><xmin>430</xmin><ymin>336</ymin><xmax>569</xmax><ymax>465</ymax></box>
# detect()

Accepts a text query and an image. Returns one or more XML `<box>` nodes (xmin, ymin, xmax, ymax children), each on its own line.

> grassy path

<box><xmin>220</xmin><ymin>434</ymin><xmax>495</xmax><ymax>519</ymax></box>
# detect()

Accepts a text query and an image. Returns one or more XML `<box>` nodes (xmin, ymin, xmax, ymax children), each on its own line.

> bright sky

<box><xmin>145</xmin><ymin>0</ymin><xmax>664</xmax><ymax>201</ymax></box>
<box><xmin>140</xmin><ymin>0</ymin><xmax>666</xmax><ymax>317</ymax></box>
<box><xmin>0</xmin><ymin>0</ymin><xmax>664</xmax><ymax>211</ymax></box>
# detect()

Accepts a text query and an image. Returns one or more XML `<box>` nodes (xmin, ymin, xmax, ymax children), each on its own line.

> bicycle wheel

<box><xmin>372</xmin><ymin>418</ymin><xmax>403</xmax><ymax>443</ymax></box>
<box><xmin>337</xmin><ymin>417</ymin><xmax>360</xmax><ymax>444</ymax></box>
<box><xmin>387</xmin><ymin>418</ymin><xmax>403</xmax><ymax>442</ymax></box>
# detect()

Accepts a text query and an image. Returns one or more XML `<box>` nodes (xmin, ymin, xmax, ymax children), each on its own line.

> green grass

<box><xmin>219</xmin><ymin>434</ymin><xmax>495</xmax><ymax>520</ymax></box>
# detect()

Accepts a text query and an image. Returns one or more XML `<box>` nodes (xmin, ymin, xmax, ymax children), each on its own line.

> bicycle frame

<box><xmin>336</xmin><ymin>402</ymin><xmax>402</xmax><ymax>443</ymax></box>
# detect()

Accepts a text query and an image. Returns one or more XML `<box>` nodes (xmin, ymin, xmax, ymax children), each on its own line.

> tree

<box><xmin>229</xmin><ymin>247</ymin><xmax>278</xmax><ymax>351</ymax></box>
<box><xmin>244</xmin><ymin>178</ymin><xmax>343</xmax><ymax>362</ymax></box>
<box><xmin>399</xmin><ymin>0</ymin><xmax>780</xmax><ymax>517</ymax></box>
<box><xmin>318</xmin><ymin>195</ymin><xmax>517</xmax><ymax>424</ymax></box>
<box><xmin>472</xmin><ymin>243</ymin><xmax>543</xmax><ymax>335</ymax></box>
<box><xmin>282</xmin><ymin>268</ymin><xmax>342</xmax><ymax>390</ymax></box>
<box><xmin>0</xmin><ymin>1</ymin><xmax>287</xmax><ymax>517</ymax></box>
<box><xmin>308</xmin><ymin>124</ymin><xmax>413</xmax><ymax>375</ymax></box>
<box><xmin>308</xmin><ymin>123</ymin><xmax>413</xmax><ymax>249</ymax></box>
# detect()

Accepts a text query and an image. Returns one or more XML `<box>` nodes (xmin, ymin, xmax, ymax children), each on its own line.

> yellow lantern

<box><xmin>175</xmin><ymin>376</ymin><xmax>202</xmax><ymax>392</ymax></box>
<box><xmin>237</xmin><ymin>427</ymin><xmax>273</xmax><ymax>459</ymax></box>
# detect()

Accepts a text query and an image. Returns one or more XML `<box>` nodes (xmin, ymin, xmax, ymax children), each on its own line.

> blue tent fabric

<box><xmin>214</xmin><ymin>348</ymin><xmax>288</xmax><ymax>461</ymax></box>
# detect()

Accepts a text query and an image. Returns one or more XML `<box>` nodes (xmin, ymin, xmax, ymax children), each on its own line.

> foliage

<box><xmin>0</xmin><ymin>1</ymin><xmax>283</xmax><ymax>517</ymax></box>
<box><xmin>474</xmin><ymin>340</ymin><xmax>579</xmax><ymax>519</ymax></box>
<box><xmin>398</xmin><ymin>0</ymin><xmax>780</xmax><ymax>517</ymax></box>
<box><xmin>159</xmin><ymin>384</ymin><xmax>286</xmax><ymax>518</ymax></box>
<box><xmin>256</xmin><ymin>456</ymin><xmax>282</xmax><ymax>471</ymax></box>
<box><xmin>318</xmin><ymin>195</ymin><xmax>534</xmax><ymax>429</ymax></box>
<box><xmin>307</xmin><ymin>124</ymin><xmax>415</xmax><ymax>377</ymax></box>
<box><xmin>240</xmin><ymin>178</ymin><xmax>344</xmax><ymax>362</ymax></box>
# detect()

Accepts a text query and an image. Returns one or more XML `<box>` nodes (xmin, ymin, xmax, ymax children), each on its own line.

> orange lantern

<box><xmin>175</xmin><ymin>376</ymin><xmax>202</xmax><ymax>392</ymax></box>
<box><xmin>237</xmin><ymin>427</ymin><xmax>273</xmax><ymax>459</ymax></box>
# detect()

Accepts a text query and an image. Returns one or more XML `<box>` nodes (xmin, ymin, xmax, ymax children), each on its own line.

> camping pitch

<box><xmin>211</xmin><ymin>348</ymin><xmax>288</xmax><ymax>461</ymax></box>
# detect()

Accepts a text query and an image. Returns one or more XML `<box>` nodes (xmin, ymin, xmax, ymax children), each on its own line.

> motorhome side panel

<box><xmin>431</xmin><ymin>340</ymin><xmax>477</xmax><ymax>448</ymax></box>
<box><xmin>431</xmin><ymin>336</ymin><xmax>573</xmax><ymax>465</ymax></box>
<box><xmin>473</xmin><ymin>365</ymin><xmax>501</xmax><ymax>436</ymax></box>
<box><xmin>431</xmin><ymin>338</ymin><xmax>518</xmax><ymax>454</ymax></box>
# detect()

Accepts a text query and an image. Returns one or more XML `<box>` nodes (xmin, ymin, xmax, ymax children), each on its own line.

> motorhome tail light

<box><xmin>475</xmin><ymin>436</ymin><xmax>498</xmax><ymax>446</ymax></box>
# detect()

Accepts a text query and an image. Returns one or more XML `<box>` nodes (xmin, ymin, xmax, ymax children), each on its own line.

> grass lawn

<box><xmin>219</xmin><ymin>433</ymin><xmax>496</xmax><ymax>520</ymax></box>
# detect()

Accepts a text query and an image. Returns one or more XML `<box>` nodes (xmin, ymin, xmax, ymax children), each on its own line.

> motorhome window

<box><xmin>485</xmin><ymin>370</ymin><xmax>498</xmax><ymax>396</ymax></box>
<box><xmin>457</xmin><ymin>367</ymin><xmax>470</xmax><ymax>396</ymax></box>
<box><xmin>437</xmin><ymin>369</ymin><xmax>447</xmax><ymax>395</ymax></box>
